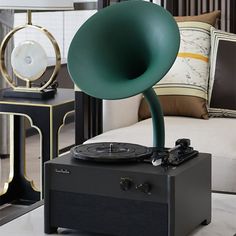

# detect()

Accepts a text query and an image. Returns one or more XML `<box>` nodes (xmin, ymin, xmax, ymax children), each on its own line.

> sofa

<box><xmin>84</xmin><ymin>95</ymin><xmax>236</xmax><ymax>193</ymax></box>
<box><xmin>79</xmin><ymin>14</ymin><xmax>236</xmax><ymax>193</ymax></box>
<box><xmin>72</xmin><ymin>8</ymin><xmax>236</xmax><ymax>193</ymax></box>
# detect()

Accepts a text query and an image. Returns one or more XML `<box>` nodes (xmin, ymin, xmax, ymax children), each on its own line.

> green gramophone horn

<box><xmin>67</xmin><ymin>1</ymin><xmax>180</xmax><ymax>148</ymax></box>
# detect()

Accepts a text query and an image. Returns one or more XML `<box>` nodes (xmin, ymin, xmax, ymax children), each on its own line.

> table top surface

<box><xmin>0</xmin><ymin>88</ymin><xmax>74</xmax><ymax>107</ymax></box>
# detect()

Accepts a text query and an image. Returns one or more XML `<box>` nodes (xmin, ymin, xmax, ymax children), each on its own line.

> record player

<box><xmin>44</xmin><ymin>1</ymin><xmax>211</xmax><ymax>236</ymax></box>
<box><xmin>44</xmin><ymin>143</ymin><xmax>211</xmax><ymax>236</ymax></box>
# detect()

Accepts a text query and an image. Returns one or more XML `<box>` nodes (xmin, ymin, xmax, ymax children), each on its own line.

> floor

<box><xmin>0</xmin><ymin>193</ymin><xmax>235</xmax><ymax>236</ymax></box>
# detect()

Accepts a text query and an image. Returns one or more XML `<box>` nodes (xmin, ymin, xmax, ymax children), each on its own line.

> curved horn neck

<box><xmin>143</xmin><ymin>88</ymin><xmax>165</xmax><ymax>148</ymax></box>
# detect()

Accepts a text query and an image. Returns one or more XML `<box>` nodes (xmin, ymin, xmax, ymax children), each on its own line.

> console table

<box><xmin>0</xmin><ymin>88</ymin><xmax>74</xmax><ymax>205</ymax></box>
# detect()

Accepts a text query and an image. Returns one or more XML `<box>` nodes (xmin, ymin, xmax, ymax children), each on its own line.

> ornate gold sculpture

<box><xmin>0</xmin><ymin>10</ymin><xmax>61</xmax><ymax>95</ymax></box>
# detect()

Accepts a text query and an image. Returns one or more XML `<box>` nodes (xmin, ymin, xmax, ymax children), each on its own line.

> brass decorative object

<box><xmin>0</xmin><ymin>0</ymin><xmax>74</xmax><ymax>99</ymax></box>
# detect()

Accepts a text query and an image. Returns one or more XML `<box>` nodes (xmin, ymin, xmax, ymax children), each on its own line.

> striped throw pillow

<box><xmin>152</xmin><ymin>21</ymin><xmax>211</xmax><ymax>119</ymax></box>
<box><xmin>208</xmin><ymin>28</ymin><xmax>236</xmax><ymax>117</ymax></box>
<box><xmin>139</xmin><ymin>11</ymin><xmax>220</xmax><ymax>121</ymax></box>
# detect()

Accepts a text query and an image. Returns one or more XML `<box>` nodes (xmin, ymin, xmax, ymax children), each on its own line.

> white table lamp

<box><xmin>0</xmin><ymin>0</ymin><xmax>74</xmax><ymax>99</ymax></box>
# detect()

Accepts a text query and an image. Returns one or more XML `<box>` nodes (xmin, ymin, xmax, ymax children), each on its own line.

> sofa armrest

<box><xmin>103</xmin><ymin>94</ymin><xmax>142</xmax><ymax>132</ymax></box>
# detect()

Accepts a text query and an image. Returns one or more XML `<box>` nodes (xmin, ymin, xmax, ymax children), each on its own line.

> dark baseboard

<box><xmin>0</xmin><ymin>200</ymin><xmax>43</xmax><ymax>226</ymax></box>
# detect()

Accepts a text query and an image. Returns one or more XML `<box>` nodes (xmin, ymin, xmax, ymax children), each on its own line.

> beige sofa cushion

<box><xmin>86</xmin><ymin>116</ymin><xmax>236</xmax><ymax>192</ymax></box>
<box><xmin>87</xmin><ymin>116</ymin><xmax>235</xmax><ymax>160</ymax></box>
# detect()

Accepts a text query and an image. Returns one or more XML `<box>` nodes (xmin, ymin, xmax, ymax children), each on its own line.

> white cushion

<box><xmin>86</xmin><ymin>117</ymin><xmax>236</xmax><ymax>191</ymax></box>
<box><xmin>103</xmin><ymin>94</ymin><xmax>142</xmax><ymax>132</ymax></box>
<box><xmin>155</xmin><ymin>22</ymin><xmax>211</xmax><ymax>100</ymax></box>
<box><xmin>87</xmin><ymin>116</ymin><xmax>236</xmax><ymax>160</ymax></box>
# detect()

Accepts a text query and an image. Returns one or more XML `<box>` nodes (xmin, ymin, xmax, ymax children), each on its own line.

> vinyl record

<box><xmin>71</xmin><ymin>142</ymin><xmax>152</xmax><ymax>163</ymax></box>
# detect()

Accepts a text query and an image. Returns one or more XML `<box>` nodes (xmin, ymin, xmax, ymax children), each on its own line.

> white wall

<box><xmin>13</xmin><ymin>10</ymin><xmax>96</xmax><ymax>64</ymax></box>
<box><xmin>13</xmin><ymin>1</ymin><xmax>162</xmax><ymax>64</ymax></box>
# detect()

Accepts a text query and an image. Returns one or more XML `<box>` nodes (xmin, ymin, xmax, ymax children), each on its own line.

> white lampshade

<box><xmin>0</xmin><ymin>0</ymin><xmax>74</xmax><ymax>10</ymax></box>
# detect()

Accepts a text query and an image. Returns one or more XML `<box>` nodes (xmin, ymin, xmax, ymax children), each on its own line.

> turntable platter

<box><xmin>71</xmin><ymin>142</ymin><xmax>152</xmax><ymax>162</ymax></box>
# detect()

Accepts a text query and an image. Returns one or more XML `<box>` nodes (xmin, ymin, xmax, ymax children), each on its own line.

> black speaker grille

<box><xmin>50</xmin><ymin>190</ymin><xmax>168</xmax><ymax>236</ymax></box>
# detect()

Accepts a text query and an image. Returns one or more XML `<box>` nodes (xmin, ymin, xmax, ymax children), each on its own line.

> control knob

<box><xmin>136</xmin><ymin>183</ymin><xmax>151</xmax><ymax>194</ymax></box>
<box><xmin>120</xmin><ymin>177</ymin><xmax>133</xmax><ymax>191</ymax></box>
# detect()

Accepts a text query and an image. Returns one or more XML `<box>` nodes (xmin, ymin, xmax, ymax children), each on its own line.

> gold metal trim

<box><xmin>22</xmin><ymin>116</ymin><xmax>42</xmax><ymax>193</ymax></box>
<box><xmin>0</xmin><ymin>99</ymin><xmax>74</xmax><ymax>107</ymax></box>
<box><xmin>48</xmin><ymin>100</ymin><xmax>75</xmax><ymax>107</ymax></box>
<box><xmin>0</xmin><ymin>112</ymin><xmax>42</xmax><ymax>197</ymax></box>
<box><xmin>50</xmin><ymin>109</ymin><xmax>75</xmax><ymax>160</ymax></box>
<box><xmin>0</xmin><ymin>14</ymin><xmax>61</xmax><ymax>91</ymax></box>
<box><xmin>57</xmin><ymin>110</ymin><xmax>75</xmax><ymax>156</ymax></box>
<box><xmin>49</xmin><ymin>107</ymin><xmax>75</xmax><ymax>162</ymax></box>
<box><xmin>1</xmin><ymin>115</ymin><xmax>14</xmax><ymax>196</ymax></box>
<box><xmin>0</xmin><ymin>106</ymin><xmax>74</xmax><ymax>198</ymax></box>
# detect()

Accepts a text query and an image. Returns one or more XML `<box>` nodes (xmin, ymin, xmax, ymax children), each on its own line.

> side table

<box><xmin>0</xmin><ymin>88</ymin><xmax>74</xmax><ymax>205</ymax></box>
